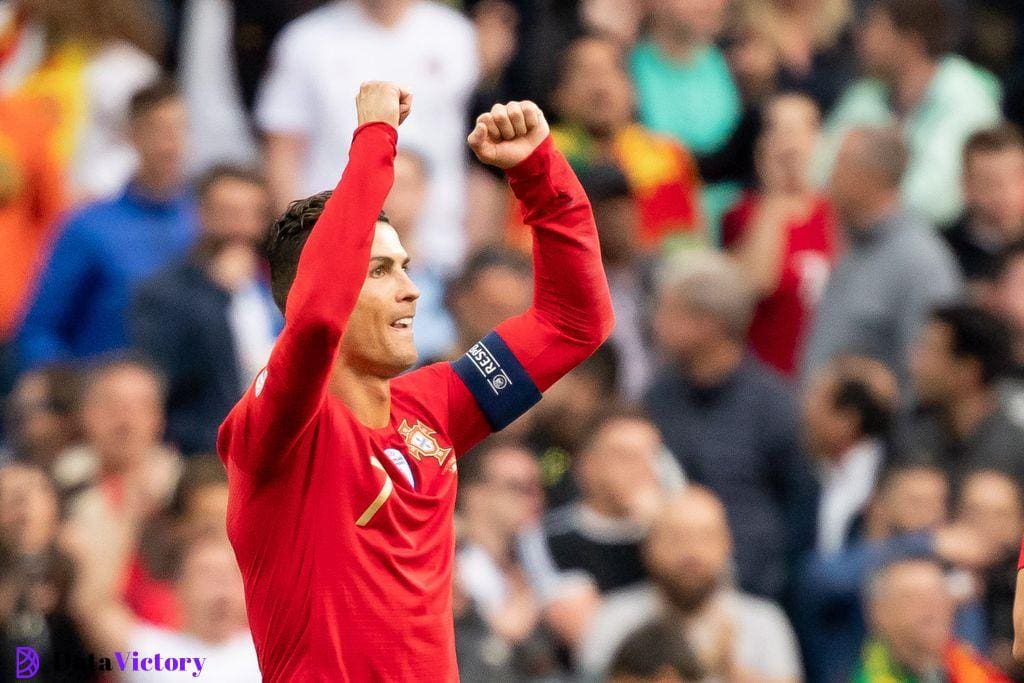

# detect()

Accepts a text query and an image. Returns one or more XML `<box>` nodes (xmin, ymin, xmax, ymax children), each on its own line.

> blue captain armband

<box><xmin>451</xmin><ymin>331</ymin><xmax>542</xmax><ymax>431</ymax></box>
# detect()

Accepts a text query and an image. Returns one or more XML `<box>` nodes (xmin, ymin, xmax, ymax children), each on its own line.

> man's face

<box><xmin>384</xmin><ymin>151</ymin><xmax>428</xmax><ymax>243</ymax></box>
<box><xmin>910</xmin><ymin>321</ymin><xmax>962</xmax><ymax>407</ymax></box>
<box><xmin>478</xmin><ymin>449</ymin><xmax>544</xmax><ymax>534</ymax></box>
<box><xmin>801</xmin><ymin>371</ymin><xmax>850</xmax><ymax>458</ymax></box>
<box><xmin>81</xmin><ymin>366</ymin><xmax>165</xmax><ymax>472</ymax></box>
<box><xmin>339</xmin><ymin>223</ymin><xmax>420</xmax><ymax>377</ymax></box>
<box><xmin>653</xmin><ymin>294</ymin><xmax>719</xmax><ymax>365</ymax></box>
<box><xmin>964</xmin><ymin>148</ymin><xmax>1024</xmax><ymax>238</ymax></box>
<box><xmin>178</xmin><ymin>539</ymin><xmax>248</xmax><ymax>640</ymax></box>
<box><xmin>595</xmin><ymin>196</ymin><xmax>641</xmax><ymax>263</ymax></box>
<box><xmin>857</xmin><ymin>6</ymin><xmax>902</xmax><ymax>81</ymax></box>
<box><xmin>0</xmin><ymin>465</ymin><xmax>58</xmax><ymax>556</ymax></box>
<box><xmin>6</xmin><ymin>373</ymin><xmax>67</xmax><ymax>465</ymax></box>
<box><xmin>651</xmin><ymin>0</ymin><xmax>728</xmax><ymax>45</ymax></box>
<box><xmin>827</xmin><ymin>133</ymin><xmax>875</xmax><ymax>227</ymax></box>
<box><xmin>758</xmin><ymin>96</ymin><xmax>821</xmax><ymax>193</ymax></box>
<box><xmin>200</xmin><ymin>177</ymin><xmax>271</xmax><ymax>247</ymax></box>
<box><xmin>644</xmin><ymin>493</ymin><xmax>731</xmax><ymax>611</ymax></box>
<box><xmin>129</xmin><ymin>99</ymin><xmax>188</xmax><ymax>188</ymax></box>
<box><xmin>877</xmin><ymin>470</ymin><xmax>948</xmax><ymax>535</ymax></box>
<box><xmin>182</xmin><ymin>484</ymin><xmax>230</xmax><ymax>541</ymax></box>
<box><xmin>959</xmin><ymin>471</ymin><xmax>1024</xmax><ymax>552</ymax></box>
<box><xmin>995</xmin><ymin>256</ymin><xmax>1024</xmax><ymax>333</ymax></box>
<box><xmin>555</xmin><ymin>39</ymin><xmax>634</xmax><ymax>138</ymax></box>
<box><xmin>579</xmin><ymin>419</ymin><xmax>663</xmax><ymax>516</ymax></box>
<box><xmin>870</xmin><ymin>562</ymin><xmax>954</xmax><ymax>668</ymax></box>
<box><xmin>452</xmin><ymin>265</ymin><xmax>532</xmax><ymax>344</ymax></box>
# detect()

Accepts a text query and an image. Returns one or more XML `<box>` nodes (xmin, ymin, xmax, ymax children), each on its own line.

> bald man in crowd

<box><xmin>802</xmin><ymin>126</ymin><xmax>962</xmax><ymax>390</ymax></box>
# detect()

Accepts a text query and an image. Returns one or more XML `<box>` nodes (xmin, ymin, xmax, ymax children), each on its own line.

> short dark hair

<box><xmin>266</xmin><ymin>190</ymin><xmax>390</xmax><ymax>315</ymax></box>
<box><xmin>931</xmin><ymin>304</ymin><xmax>1013</xmax><ymax>386</ymax></box>
<box><xmin>444</xmin><ymin>246</ymin><xmax>532</xmax><ymax>311</ymax></box>
<box><xmin>196</xmin><ymin>164</ymin><xmax>266</xmax><ymax>203</ymax></box>
<box><xmin>81</xmin><ymin>352</ymin><xmax>168</xmax><ymax>405</ymax></box>
<box><xmin>608</xmin><ymin>618</ymin><xmax>707</xmax><ymax>681</ymax></box>
<box><xmin>873</xmin><ymin>0</ymin><xmax>952</xmax><ymax>59</ymax></box>
<box><xmin>964</xmin><ymin>123</ymin><xmax>1024</xmax><ymax>167</ymax></box>
<box><xmin>129</xmin><ymin>77</ymin><xmax>180</xmax><ymax>120</ymax></box>
<box><xmin>578</xmin><ymin>163</ymin><xmax>632</xmax><ymax>205</ymax></box>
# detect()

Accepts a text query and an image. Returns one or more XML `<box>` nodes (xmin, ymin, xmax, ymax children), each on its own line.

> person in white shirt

<box><xmin>802</xmin><ymin>355</ymin><xmax>899</xmax><ymax>554</ymax></box>
<box><xmin>256</xmin><ymin>0</ymin><xmax>478</xmax><ymax>273</ymax></box>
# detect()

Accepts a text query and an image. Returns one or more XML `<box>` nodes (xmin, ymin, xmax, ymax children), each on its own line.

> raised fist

<box><xmin>468</xmin><ymin>100</ymin><xmax>550</xmax><ymax>169</ymax></box>
<box><xmin>356</xmin><ymin>82</ymin><xmax>412</xmax><ymax>128</ymax></box>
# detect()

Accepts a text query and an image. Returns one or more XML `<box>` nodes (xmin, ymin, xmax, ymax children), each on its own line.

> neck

<box><xmin>331</xmin><ymin>363</ymin><xmax>392</xmax><ymax>429</ymax></box>
<box><xmin>359</xmin><ymin>0</ymin><xmax>411</xmax><ymax>27</ymax></box>
<box><xmin>894</xmin><ymin>55</ymin><xmax>938</xmax><ymax>114</ymax></box>
<box><xmin>943</xmin><ymin>390</ymin><xmax>996</xmax><ymax>439</ymax></box>
<box><xmin>650</xmin><ymin>23</ymin><xmax>702</xmax><ymax>62</ymax></box>
<box><xmin>684</xmin><ymin>341</ymin><xmax>743</xmax><ymax>387</ymax></box>
<box><xmin>849</xmin><ymin>194</ymin><xmax>900</xmax><ymax>234</ymax></box>
<box><xmin>133</xmin><ymin>170</ymin><xmax>181</xmax><ymax>203</ymax></box>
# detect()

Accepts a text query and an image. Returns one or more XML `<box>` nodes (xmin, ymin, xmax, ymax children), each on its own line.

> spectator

<box><xmin>551</xmin><ymin>34</ymin><xmax>704</xmax><ymax>250</ymax></box>
<box><xmin>729</xmin><ymin>0</ymin><xmax>857</xmax><ymax>115</ymax></box>
<box><xmin>803</xmin><ymin>356</ymin><xmax>898</xmax><ymax>554</ymax></box>
<box><xmin>455</xmin><ymin>442</ymin><xmax>558</xmax><ymax>678</ymax></box>
<box><xmin>903</xmin><ymin>305</ymin><xmax>1024</xmax><ymax>484</ymax></box>
<box><xmin>2</xmin><ymin>365</ymin><xmax>82</xmax><ymax>468</ymax></box>
<box><xmin>130</xmin><ymin>165</ymin><xmax>280</xmax><ymax>456</ymax></box>
<box><xmin>607</xmin><ymin>618</ymin><xmax>708</xmax><ymax>683</ymax></box>
<box><xmin>855</xmin><ymin>558</ymin><xmax>1007</xmax><ymax>680</ymax></box>
<box><xmin>723</xmin><ymin>93</ymin><xmax>838</xmax><ymax>376</ymax></box>
<box><xmin>580</xmin><ymin>165</ymin><xmax>657</xmax><ymax>399</ymax></box>
<box><xmin>256</xmin><ymin>0</ymin><xmax>478</xmax><ymax>273</ymax></box>
<box><xmin>631</xmin><ymin>0</ymin><xmax>745</xmax><ymax>226</ymax></box>
<box><xmin>795</xmin><ymin>465</ymin><xmax>996</xmax><ymax>682</ymax></box>
<box><xmin>945</xmin><ymin>124</ymin><xmax>1024</xmax><ymax>294</ymax></box>
<box><xmin>384</xmin><ymin>148</ymin><xmax>456</xmax><ymax>362</ymax></box>
<box><xmin>523</xmin><ymin>343</ymin><xmax>621</xmax><ymax>508</ymax></box>
<box><xmin>442</xmin><ymin>247</ymin><xmax>533</xmax><ymax>363</ymax></box>
<box><xmin>814</xmin><ymin>0</ymin><xmax>1002</xmax><ymax>227</ymax></box>
<box><xmin>578</xmin><ymin>487</ymin><xmax>803</xmax><ymax>681</ymax></box>
<box><xmin>992</xmin><ymin>242</ymin><xmax>1024</xmax><ymax>388</ymax></box>
<box><xmin>64</xmin><ymin>521</ymin><xmax>260</xmax><ymax>683</ymax></box>
<box><xmin>0</xmin><ymin>463</ymin><xmax>59</xmax><ymax>558</ymax></box>
<box><xmin>802</xmin><ymin>126</ymin><xmax>962</xmax><ymax>388</ymax></box>
<box><xmin>645</xmin><ymin>250</ymin><xmax>818</xmax><ymax>601</ymax></box>
<box><xmin>170</xmin><ymin>455</ymin><xmax>230</xmax><ymax>544</ymax></box>
<box><xmin>16</xmin><ymin>80</ymin><xmax>196</xmax><ymax>371</ymax></box>
<box><xmin>957</xmin><ymin>470</ymin><xmax>1024</xmax><ymax>676</ymax></box>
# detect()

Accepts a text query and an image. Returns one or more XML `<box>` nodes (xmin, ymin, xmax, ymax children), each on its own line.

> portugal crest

<box><xmin>398</xmin><ymin>420</ymin><xmax>452</xmax><ymax>466</ymax></box>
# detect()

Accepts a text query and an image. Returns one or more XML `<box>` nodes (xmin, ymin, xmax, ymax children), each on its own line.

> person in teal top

<box><xmin>629</xmin><ymin>0</ymin><xmax>742</xmax><ymax>238</ymax></box>
<box><xmin>814</xmin><ymin>0</ymin><xmax>1002</xmax><ymax>228</ymax></box>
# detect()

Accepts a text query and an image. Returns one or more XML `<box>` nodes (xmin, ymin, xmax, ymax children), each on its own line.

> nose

<box><xmin>398</xmin><ymin>268</ymin><xmax>420</xmax><ymax>303</ymax></box>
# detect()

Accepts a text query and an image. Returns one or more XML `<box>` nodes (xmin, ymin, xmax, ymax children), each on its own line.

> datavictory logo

<box><xmin>16</xmin><ymin>646</ymin><xmax>39</xmax><ymax>679</ymax></box>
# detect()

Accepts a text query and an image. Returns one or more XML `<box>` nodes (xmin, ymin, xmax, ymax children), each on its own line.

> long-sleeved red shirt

<box><xmin>217</xmin><ymin>121</ymin><xmax>613</xmax><ymax>681</ymax></box>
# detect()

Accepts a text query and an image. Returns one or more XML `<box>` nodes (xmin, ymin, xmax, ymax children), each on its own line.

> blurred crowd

<box><xmin>2</xmin><ymin>0</ymin><xmax>1024</xmax><ymax>681</ymax></box>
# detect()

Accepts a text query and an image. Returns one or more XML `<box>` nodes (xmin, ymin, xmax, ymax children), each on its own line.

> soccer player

<box><xmin>217</xmin><ymin>82</ymin><xmax>614</xmax><ymax>681</ymax></box>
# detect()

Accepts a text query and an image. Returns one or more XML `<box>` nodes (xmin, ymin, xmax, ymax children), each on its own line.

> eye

<box><xmin>371</xmin><ymin>265</ymin><xmax>386</xmax><ymax>277</ymax></box>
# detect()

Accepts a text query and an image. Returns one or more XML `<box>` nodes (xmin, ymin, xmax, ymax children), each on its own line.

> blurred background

<box><xmin>2</xmin><ymin>0</ymin><xmax>1024</xmax><ymax>681</ymax></box>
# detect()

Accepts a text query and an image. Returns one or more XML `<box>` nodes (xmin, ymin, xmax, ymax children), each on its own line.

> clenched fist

<box><xmin>468</xmin><ymin>100</ymin><xmax>550</xmax><ymax>169</ymax></box>
<box><xmin>356</xmin><ymin>81</ymin><xmax>413</xmax><ymax>128</ymax></box>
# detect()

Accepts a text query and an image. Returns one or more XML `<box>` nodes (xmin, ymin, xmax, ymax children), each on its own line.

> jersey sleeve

<box><xmin>448</xmin><ymin>136</ymin><xmax>615</xmax><ymax>441</ymax></box>
<box><xmin>218</xmin><ymin>122</ymin><xmax>397</xmax><ymax>477</ymax></box>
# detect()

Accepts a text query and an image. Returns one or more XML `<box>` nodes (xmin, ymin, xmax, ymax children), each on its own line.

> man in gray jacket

<box><xmin>802</xmin><ymin>126</ymin><xmax>962</xmax><ymax>390</ymax></box>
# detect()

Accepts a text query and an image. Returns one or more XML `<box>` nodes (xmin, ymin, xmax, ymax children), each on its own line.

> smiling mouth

<box><xmin>390</xmin><ymin>317</ymin><xmax>414</xmax><ymax>330</ymax></box>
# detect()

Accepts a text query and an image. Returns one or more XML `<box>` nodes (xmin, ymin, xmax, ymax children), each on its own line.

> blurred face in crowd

<box><xmin>910</xmin><ymin>321</ymin><xmax>973</xmax><ymax>407</ymax></box>
<box><xmin>594</xmin><ymin>195</ymin><xmax>641</xmax><ymax>265</ymax></box>
<box><xmin>958</xmin><ymin>470</ymin><xmax>1024</xmax><ymax>553</ymax></box>
<box><xmin>802</xmin><ymin>369</ymin><xmax>858</xmax><ymax>458</ymax></box>
<box><xmin>466</xmin><ymin>447</ymin><xmax>544</xmax><ymax>536</ymax></box>
<box><xmin>827</xmin><ymin>129</ymin><xmax>901</xmax><ymax>230</ymax></box>
<box><xmin>554</xmin><ymin>37</ymin><xmax>635</xmax><ymax>138</ymax></box>
<box><xmin>654</xmin><ymin>293</ymin><xmax>724</xmax><ymax>365</ymax></box>
<box><xmin>874</xmin><ymin>468</ymin><xmax>948</xmax><ymax>536</ymax></box>
<box><xmin>450</xmin><ymin>264</ymin><xmax>532</xmax><ymax>346</ymax></box>
<box><xmin>181</xmin><ymin>483</ymin><xmax>230</xmax><ymax>541</ymax></box>
<box><xmin>81</xmin><ymin>364</ymin><xmax>165</xmax><ymax>474</ymax></box>
<box><xmin>339</xmin><ymin>223</ymin><xmax>420</xmax><ymax>377</ymax></box>
<box><xmin>200</xmin><ymin>176</ymin><xmax>271</xmax><ymax>248</ymax></box>
<box><xmin>383</xmin><ymin>150</ymin><xmax>428</xmax><ymax>243</ymax></box>
<box><xmin>964</xmin><ymin>146</ymin><xmax>1024</xmax><ymax>238</ymax></box>
<box><xmin>129</xmin><ymin>97</ymin><xmax>188</xmax><ymax>192</ymax></box>
<box><xmin>758</xmin><ymin>95</ymin><xmax>821</xmax><ymax>194</ymax></box>
<box><xmin>644</xmin><ymin>489</ymin><xmax>731</xmax><ymax>612</ymax></box>
<box><xmin>857</xmin><ymin>5</ymin><xmax>903</xmax><ymax>81</ymax></box>
<box><xmin>178</xmin><ymin>537</ymin><xmax>248</xmax><ymax>643</ymax></box>
<box><xmin>577</xmin><ymin>418</ymin><xmax>663</xmax><ymax>517</ymax></box>
<box><xmin>650</xmin><ymin>0</ymin><xmax>729</xmax><ymax>46</ymax></box>
<box><xmin>0</xmin><ymin>465</ymin><xmax>59</xmax><ymax>556</ymax></box>
<box><xmin>5</xmin><ymin>372</ymin><xmax>76</xmax><ymax>467</ymax></box>
<box><xmin>995</xmin><ymin>254</ymin><xmax>1024</xmax><ymax>335</ymax></box>
<box><xmin>869</xmin><ymin>561</ymin><xmax>954</xmax><ymax>672</ymax></box>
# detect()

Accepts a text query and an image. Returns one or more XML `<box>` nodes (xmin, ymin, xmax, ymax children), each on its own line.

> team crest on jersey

<box><xmin>398</xmin><ymin>420</ymin><xmax>451</xmax><ymax>466</ymax></box>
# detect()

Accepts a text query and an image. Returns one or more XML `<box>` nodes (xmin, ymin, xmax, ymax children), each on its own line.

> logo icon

<box><xmin>398</xmin><ymin>420</ymin><xmax>451</xmax><ymax>466</ymax></box>
<box><xmin>383</xmin><ymin>448</ymin><xmax>416</xmax><ymax>489</ymax></box>
<box><xmin>16</xmin><ymin>646</ymin><xmax>39</xmax><ymax>679</ymax></box>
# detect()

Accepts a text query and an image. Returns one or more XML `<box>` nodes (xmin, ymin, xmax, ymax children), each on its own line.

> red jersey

<box><xmin>217</xmin><ymin>123</ymin><xmax>613</xmax><ymax>682</ymax></box>
<box><xmin>722</xmin><ymin>192</ymin><xmax>838</xmax><ymax>375</ymax></box>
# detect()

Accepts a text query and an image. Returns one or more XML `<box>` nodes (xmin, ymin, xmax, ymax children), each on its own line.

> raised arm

<box><xmin>220</xmin><ymin>83</ymin><xmax>409</xmax><ymax>476</ymax></box>
<box><xmin>446</xmin><ymin>102</ymin><xmax>614</xmax><ymax>442</ymax></box>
